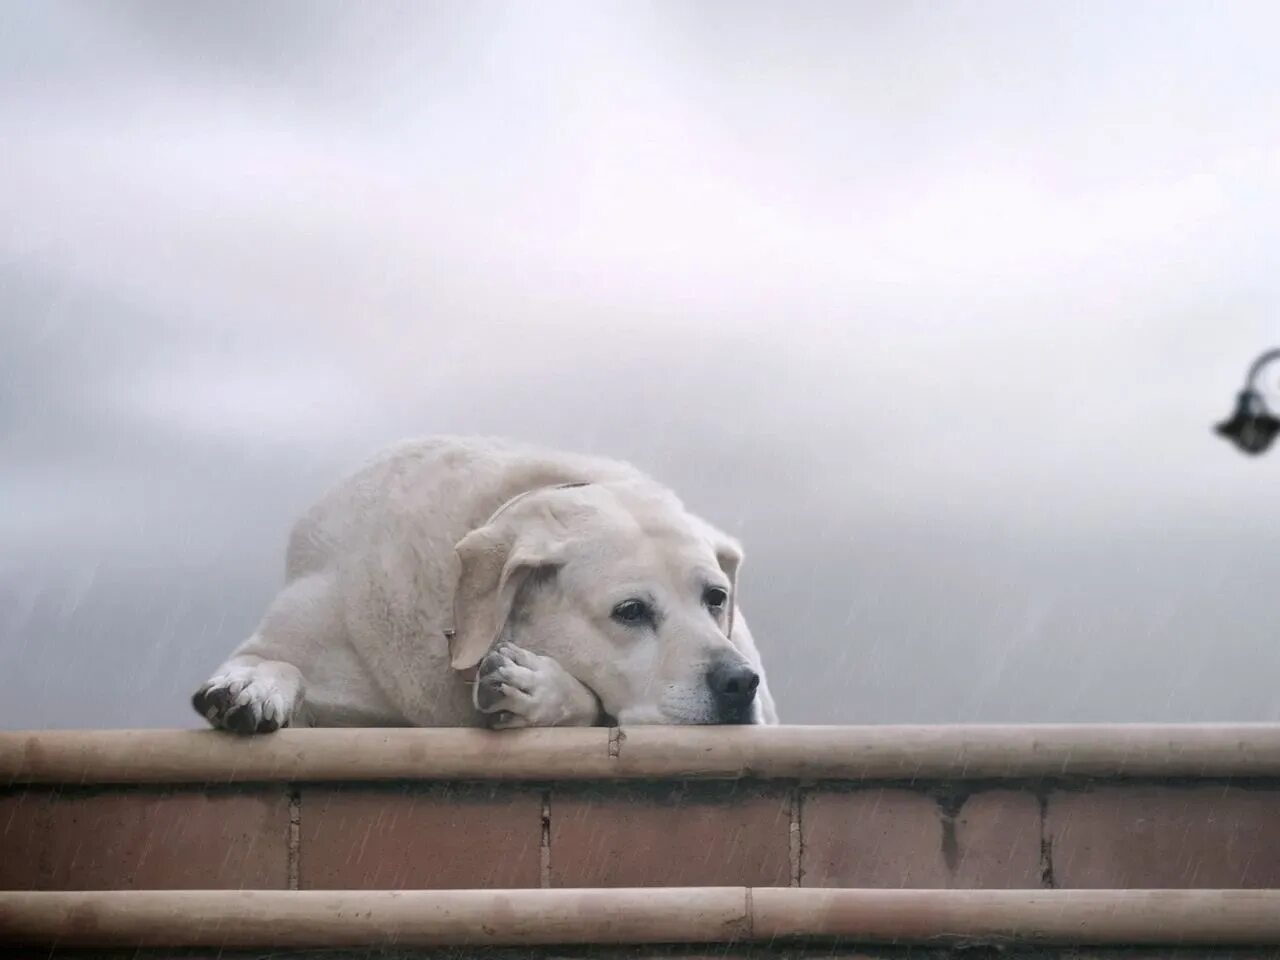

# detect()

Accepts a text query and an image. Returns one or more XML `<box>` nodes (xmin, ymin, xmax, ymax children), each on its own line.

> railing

<box><xmin>7</xmin><ymin>724</ymin><xmax>1280</xmax><ymax>781</ymax></box>
<box><xmin>3</xmin><ymin>724</ymin><xmax>1280</xmax><ymax>955</ymax></box>
<box><xmin>5</xmin><ymin>888</ymin><xmax>1280</xmax><ymax>948</ymax></box>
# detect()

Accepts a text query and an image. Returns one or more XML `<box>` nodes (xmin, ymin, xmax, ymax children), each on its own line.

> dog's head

<box><xmin>449</xmin><ymin>482</ymin><xmax>762</xmax><ymax>724</ymax></box>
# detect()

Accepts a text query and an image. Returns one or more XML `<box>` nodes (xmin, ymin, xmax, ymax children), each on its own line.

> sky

<box><xmin>4</xmin><ymin>0</ymin><xmax>1280</xmax><ymax>728</ymax></box>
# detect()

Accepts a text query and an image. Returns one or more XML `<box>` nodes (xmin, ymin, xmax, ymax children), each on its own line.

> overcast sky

<box><xmin>4</xmin><ymin>1</ymin><xmax>1280</xmax><ymax>729</ymax></box>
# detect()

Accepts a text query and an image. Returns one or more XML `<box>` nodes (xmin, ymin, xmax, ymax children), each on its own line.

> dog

<box><xmin>192</xmin><ymin>436</ymin><xmax>778</xmax><ymax>731</ymax></box>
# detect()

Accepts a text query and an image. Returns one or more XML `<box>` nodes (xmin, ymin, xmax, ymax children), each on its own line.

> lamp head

<box><xmin>1215</xmin><ymin>390</ymin><xmax>1280</xmax><ymax>455</ymax></box>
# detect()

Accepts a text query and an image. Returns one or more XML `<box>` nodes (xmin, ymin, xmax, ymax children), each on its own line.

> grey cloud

<box><xmin>3</xmin><ymin>1</ymin><xmax>1280</xmax><ymax>729</ymax></box>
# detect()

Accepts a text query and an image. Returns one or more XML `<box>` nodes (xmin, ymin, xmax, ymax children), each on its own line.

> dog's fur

<box><xmin>193</xmin><ymin>436</ymin><xmax>777</xmax><ymax>731</ymax></box>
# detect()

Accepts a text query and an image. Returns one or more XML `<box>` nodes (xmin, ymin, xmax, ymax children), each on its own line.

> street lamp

<box><xmin>1215</xmin><ymin>348</ymin><xmax>1280</xmax><ymax>455</ymax></box>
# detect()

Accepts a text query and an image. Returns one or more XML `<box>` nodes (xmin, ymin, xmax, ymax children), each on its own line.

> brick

<box><xmin>0</xmin><ymin>787</ymin><xmax>289</xmax><ymax>890</ymax></box>
<box><xmin>299</xmin><ymin>784</ymin><xmax>542</xmax><ymax>889</ymax></box>
<box><xmin>1047</xmin><ymin>785</ymin><xmax>1280</xmax><ymax>888</ymax></box>
<box><xmin>550</xmin><ymin>783</ymin><xmax>791</xmax><ymax>887</ymax></box>
<box><xmin>952</xmin><ymin>790</ymin><xmax>1044</xmax><ymax>888</ymax></box>
<box><xmin>801</xmin><ymin>788</ymin><xmax>1042</xmax><ymax>888</ymax></box>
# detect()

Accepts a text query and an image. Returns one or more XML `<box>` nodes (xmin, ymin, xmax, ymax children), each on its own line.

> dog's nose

<box><xmin>706</xmin><ymin>659</ymin><xmax>760</xmax><ymax>712</ymax></box>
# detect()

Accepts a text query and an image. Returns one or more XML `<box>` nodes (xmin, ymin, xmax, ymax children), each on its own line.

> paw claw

<box><xmin>478</xmin><ymin>650</ymin><xmax>506</xmax><ymax>677</ymax></box>
<box><xmin>193</xmin><ymin>670</ymin><xmax>291</xmax><ymax>734</ymax></box>
<box><xmin>475</xmin><ymin>676</ymin><xmax>506</xmax><ymax>711</ymax></box>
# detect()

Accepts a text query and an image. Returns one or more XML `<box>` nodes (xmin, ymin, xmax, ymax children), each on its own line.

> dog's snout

<box><xmin>706</xmin><ymin>659</ymin><xmax>759</xmax><ymax>717</ymax></box>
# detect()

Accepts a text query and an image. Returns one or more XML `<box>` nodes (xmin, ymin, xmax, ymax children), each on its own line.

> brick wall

<box><xmin>5</xmin><ymin>778</ymin><xmax>1279</xmax><ymax>892</ymax></box>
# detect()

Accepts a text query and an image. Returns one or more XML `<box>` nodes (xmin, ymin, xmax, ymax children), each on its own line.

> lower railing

<box><xmin>5</xmin><ymin>888</ymin><xmax>1280</xmax><ymax>948</ymax></box>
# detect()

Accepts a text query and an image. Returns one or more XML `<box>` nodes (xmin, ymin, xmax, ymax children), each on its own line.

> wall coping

<box><xmin>5</xmin><ymin>724</ymin><xmax>1280</xmax><ymax>784</ymax></box>
<box><xmin>4</xmin><ymin>888</ymin><xmax>1280</xmax><ymax>947</ymax></box>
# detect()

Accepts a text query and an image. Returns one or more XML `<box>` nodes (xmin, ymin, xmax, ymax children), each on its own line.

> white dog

<box><xmin>193</xmin><ymin>436</ymin><xmax>777</xmax><ymax>731</ymax></box>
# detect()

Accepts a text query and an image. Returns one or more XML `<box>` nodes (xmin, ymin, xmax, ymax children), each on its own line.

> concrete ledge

<box><xmin>5</xmin><ymin>726</ymin><xmax>1280</xmax><ymax>894</ymax></box>
<box><xmin>4</xmin><ymin>888</ymin><xmax>1280</xmax><ymax>948</ymax></box>
<box><xmin>6</xmin><ymin>724</ymin><xmax>1280</xmax><ymax>783</ymax></box>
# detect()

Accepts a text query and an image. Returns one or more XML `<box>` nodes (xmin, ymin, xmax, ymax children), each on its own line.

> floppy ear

<box><xmin>450</xmin><ymin>519</ymin><xmax>563</xmax><ymax>670</ymax></box>
<box><xmin>693</xmin><ymin>517</ymin><xmax>744</xmax><ymax>639</ymax></box>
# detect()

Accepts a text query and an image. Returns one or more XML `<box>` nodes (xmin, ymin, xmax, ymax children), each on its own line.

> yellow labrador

<box><xmin>193</xmin><ymin>436</ymin><xmax>777</xmax><ymax>731</ymax></box>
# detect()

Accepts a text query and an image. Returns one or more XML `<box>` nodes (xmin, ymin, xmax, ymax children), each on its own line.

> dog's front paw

<box><xmin>474</xmin><ymin>642</ymin><xmax>601</xmax><ymax>729</ymax></box>
<box><xmin>192</xmin><ymin>668</ymin><xmax>296</xmax><ymax>734</ymax></box>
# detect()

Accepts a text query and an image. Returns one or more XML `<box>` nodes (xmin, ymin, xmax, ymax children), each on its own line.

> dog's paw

<box><xmin>474</xmin><ymin>642</ymin><xmax>600</xmax><ymax>729</ymax></box>
<box><xmin>192</xmin><ymin>669</ymin><xmax>294</xmax><ymax>734</ymax></box>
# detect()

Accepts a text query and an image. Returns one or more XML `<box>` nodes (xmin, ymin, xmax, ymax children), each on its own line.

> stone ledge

<box><xmin>6</xmin><ymin>724</ymin><xmax>1280</xmax><ymax>783</ymax></box>
<box><xmin>4</xmin><ymin>889</ymin><xmax>1280</xmax><ymax>949</ymax></box>
<box><xmin>4</xmin><ymin>726</ymin><xmax>1280</xmax><ymax>893</ymax></box>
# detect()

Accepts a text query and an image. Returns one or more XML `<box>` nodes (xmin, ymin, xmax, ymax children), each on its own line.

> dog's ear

<box><xmin>692</xmin><ymin>517</ymin><xmax>744</xmax><ymax>638</ymax></box>
<box><xmin>450</xmin><ymin>507</ymin><xmax>566</xmax><ymax>671</ymax></box>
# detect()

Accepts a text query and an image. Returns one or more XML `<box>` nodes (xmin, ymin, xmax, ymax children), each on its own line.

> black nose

<box><xmin>706</xmin><ymin>659</ymin><xmax>760</xmax><ymax>713</ymax></box>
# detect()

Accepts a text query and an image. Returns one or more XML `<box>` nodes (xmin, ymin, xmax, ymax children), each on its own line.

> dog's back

<box><xmin>285</xmin><ymin>436</ymin><xmax>647</xmax><ymax>583</ymax></box>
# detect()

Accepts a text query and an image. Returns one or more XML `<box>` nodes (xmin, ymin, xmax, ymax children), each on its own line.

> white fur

<box><xmin>472</xmin><ymin>642</ymin><xmax>604</xmax><ymax>730</ymax></box>
<box><xmin>193</xmin><ymin>436</ymin><xmax>778</xmax><ymax>731</ymax></box>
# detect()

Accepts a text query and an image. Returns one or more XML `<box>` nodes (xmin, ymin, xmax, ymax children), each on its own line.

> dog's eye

<box><xmin>612</xmin><ymin>599</ymin><xmax>652</xmax><ymax>625</ymax></box>
<box><xmin>703</xmin><ymin>587</ymin><xmax>729</xmax><ymax>610</ymax></box>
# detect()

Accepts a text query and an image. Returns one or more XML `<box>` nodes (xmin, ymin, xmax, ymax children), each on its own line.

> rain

<box><xmin>4</xmin><ymin>0</ymin><xmax>1280</xmax><ymax>731</ymax></box>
